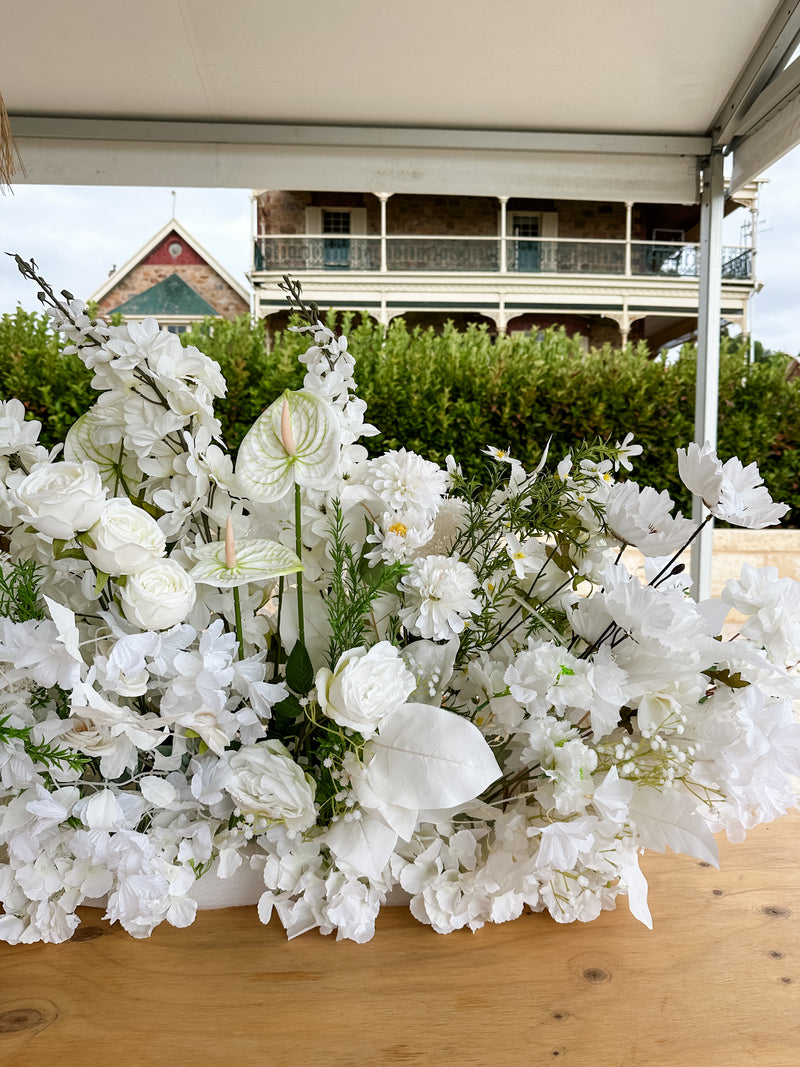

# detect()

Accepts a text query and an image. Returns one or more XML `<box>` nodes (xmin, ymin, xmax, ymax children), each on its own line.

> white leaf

<box><xmin>325</xmin><ymin>815</ymin><xmax>398</xmax><ymax>880</ymax></box>
<box><xmin>629</xmin><ymin>784</ymin><xmax>719</xmax><ymax>866</ymax></box>
<box><xmin>236</xmin><ymin>389</ymin><xmax>341</xmax><ymax>502</ymax></box>
<box><xmin>617</xmin><ymin>845</ymin><xmax>653</xmax><ymax>929</ymax></box>
<box><xmin>366</xmin><ymin>703</ymin><xmax>501</xmax><ymax>811</ymax></box>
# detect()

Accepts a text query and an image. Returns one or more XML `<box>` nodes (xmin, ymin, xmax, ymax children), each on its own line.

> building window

<box><xmin>166</xmin><ymin>324</ymin><xmax>189</xmax><ymax>334</ymax></box>
<box><xmin>168</xmin><ymin>241</ymin><xmax>183</xmax><ymax>258</ymax></box>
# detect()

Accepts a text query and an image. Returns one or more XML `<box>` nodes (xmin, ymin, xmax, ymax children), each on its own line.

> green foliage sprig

<box><xmin>0</xmin><ymin>715</ymin><xmax>89</xmax><ymax>774</ymax></box>
<box><xmin>0</xmin><ymin>559</ymin><xmax>44</xmax><ymax>622</ymax></box>
<box><xmin>325</xmin><ymin>500</ymin><xmax>408</xmax><ymax>667</ymax></box>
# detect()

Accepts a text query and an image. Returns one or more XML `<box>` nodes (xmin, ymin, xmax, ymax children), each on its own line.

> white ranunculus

<box><xmin>223</xmin><ymin>740</ymin><xmax>316</xmax><ymax>833</ymax></box>
<box><xmin>316</xmin><ymin>642</ymin><xmax>416</xmax><ymax>737</ymax></box>
<box><xmin>85</xmin><ymin>498</ymin><xmax>166</xmax><ymax>576</ymax></box>
<box><xmin>14</xmin><ymin>460</ymin><xmax>106</xmax><ymax>540</ymax></box>
<box><xmin>119</xmin><ymin>559</ymin><xmax>196</xmax><ymax>631</ymax></box>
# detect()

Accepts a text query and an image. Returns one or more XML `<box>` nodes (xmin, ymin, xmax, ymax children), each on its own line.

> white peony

<box><xmin>316</xmin><ymin>642</ymin><xmax>416</xmax><ymax>737</ymax></box>
<box><xmin>119</xmin><ymin>559</ymin><xmax>196</xmax><ymax>630</ymax></box>
<box><xmin>223</xmin><ymin>740</ymin><xmax>316</xmax><ymax>833</ymax></box>
<box><xmin>14</xmin><ymin>460</ymin><xmax>106</xmax><ymax>540</ymax></box>
<box><xmin>84</xmin><ymin>498</ymin><xmax>166</xmax><ymax>575</ymax></box>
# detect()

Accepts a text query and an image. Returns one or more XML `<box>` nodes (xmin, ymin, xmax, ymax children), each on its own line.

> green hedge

<box><xmin>2</xmin><ymin>308</ymin><xmax>798</xmax><ymax>525</ymax></box>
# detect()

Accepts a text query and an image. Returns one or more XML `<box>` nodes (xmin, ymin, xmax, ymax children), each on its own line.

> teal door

<box><xmin>323</xmin><ymin>210</ymin><xmax>351</xmax><ymax>269</ymax></box>
<box><xmin>513</xmin><ymin>216</ymin><xmax>541</xmax><ymax>272</ymax></box>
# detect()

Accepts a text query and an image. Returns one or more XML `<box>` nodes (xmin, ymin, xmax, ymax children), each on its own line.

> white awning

<box><xmin>3</xmin><ymin>0</ymin><xmax>800</xmax><ymax>202</ymax></box>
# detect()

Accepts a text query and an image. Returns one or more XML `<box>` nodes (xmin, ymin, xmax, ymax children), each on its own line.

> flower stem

<box><xmin>232</xmin><ymin>585</ymin><xmax>245</xmax><ymax>660</ymax></box>
<box><xmin>294</xmin><ymin>481</ymin><xmax>305</xmax><ymax>647</ymax></box>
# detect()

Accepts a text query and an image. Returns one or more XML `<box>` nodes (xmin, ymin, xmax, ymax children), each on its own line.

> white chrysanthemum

<box><xmin>363</xmin><ymin>449</ymin><xmax>449</xmax><ymax>520</ymax></box>
<box><xmin>365</xmin><ymin>510</ymin><xmax>434</xmax><ymax>564</ymax></box>
<box><xmin>399</xmin><ymin>555</ymin><xmax>480</xmax><ymax>640</ymax></box>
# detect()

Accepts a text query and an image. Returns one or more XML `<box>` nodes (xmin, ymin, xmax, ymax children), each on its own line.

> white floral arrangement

<box><xmin>1</xmin><ymin>261</ymin><xmax>799</xmax><ymax>945</ymax></box>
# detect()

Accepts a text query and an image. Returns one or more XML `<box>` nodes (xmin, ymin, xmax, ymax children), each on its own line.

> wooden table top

<box><xmin>2</xmin><ymin>810</ymin><xmax>799</xmax><ymax>1067</ymax></box>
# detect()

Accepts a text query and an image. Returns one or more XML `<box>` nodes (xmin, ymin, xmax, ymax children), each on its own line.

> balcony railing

<box><xmin>253</xmin><ymin>235</ymin><xmax>753</xmax><ymax>280</ymax></box>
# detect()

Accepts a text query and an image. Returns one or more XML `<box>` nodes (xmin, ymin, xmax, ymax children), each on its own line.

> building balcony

<box><xmin>253</xmin><ymin>234</ymin><xmax>752</xmax><ymax>280</ymax></box>
<box><xmin>251</xmin><ymin>233</ymin><xmax>755</xmax><ymax>346</ymax></box>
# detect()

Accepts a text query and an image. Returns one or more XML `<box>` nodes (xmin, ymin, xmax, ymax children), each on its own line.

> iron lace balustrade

<box><xmin>253</xmin><ymin>235</ymin><xmax>753</xmax><ymax>279</ymax></box>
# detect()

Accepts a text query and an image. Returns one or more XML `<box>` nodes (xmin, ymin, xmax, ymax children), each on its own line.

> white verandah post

<box><xmin>690</xmin><ymin>149</ymin><xmax>725</xmax><ymax>601</ymax></box>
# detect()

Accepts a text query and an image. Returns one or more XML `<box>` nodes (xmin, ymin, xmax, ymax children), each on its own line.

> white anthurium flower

<box><xmin>236</xmin><ymin>389</ymin><xmax>341</xmax><ymax>502</ymax></box>
<box><xmin>364</xmin><ymin>703</ymin><xmax>501</xmax><ymax>812</ymax></box>
<box><xmin>64</xmin><ymin>407</ymin><xmax>138</xmax><ymax>489</ymax></box>
<box><xmin>189</xmin><ymin>519</ymin><xmax>303</xmax><ymax>589</ymax></box>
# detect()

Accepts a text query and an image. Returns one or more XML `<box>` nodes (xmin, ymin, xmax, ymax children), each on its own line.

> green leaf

<box><xmin>286</xmin><ymin>640</ymin><xmax>314</xmax><ymax>695</ymax></box>
<box><xmin>76</xmin><ymin>531</ymin><xmax>97</xmax><ymax>550</ymax></box>
<box><xmin>94</xmin><ymin>570</ymin><xmax>110</xmax><ymax>597</ymax></box>
<box><xmin>271</xmin><ymin>693</ymin><xmax>304</xmax><ymax>724</ymax></box>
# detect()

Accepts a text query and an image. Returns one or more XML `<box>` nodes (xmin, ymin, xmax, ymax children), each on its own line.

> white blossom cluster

<box><xmin>0</xmin><ymin>284</ymin><xmax>798</xmax><ymax>947</ymax></box>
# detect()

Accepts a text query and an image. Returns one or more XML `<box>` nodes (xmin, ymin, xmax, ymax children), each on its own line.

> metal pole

<box><xmin>624</xmin><ymin>201</ymin><xmax>633</xmax><ymax>276</ymax></box>
<box><xmin>690</xmin><ymin>149</ymin><xmax>724</xmax><ymax>600</ymax></box>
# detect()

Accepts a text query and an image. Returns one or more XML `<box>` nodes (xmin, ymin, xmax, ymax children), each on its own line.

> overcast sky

<box><xmin>1</xmin><ymin>148</ymin><xmax>799</xmax><ymax>354</ymax></box>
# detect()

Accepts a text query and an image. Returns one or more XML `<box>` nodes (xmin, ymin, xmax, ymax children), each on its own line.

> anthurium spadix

<box><xmin>364</xmin><ymin>703</ymin><xmax>502</xmax><ymax>812</ymax></box>
<box><xmin>236</xmin><ymin>389</ymin><xmax>341</xmax><ymax>502</ymax></box>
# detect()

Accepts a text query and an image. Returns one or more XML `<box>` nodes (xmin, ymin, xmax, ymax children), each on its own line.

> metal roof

<box><xmin>4</xmin><ymin>0</ymin><xmax>800</xmax><ymax>200</ymax></box>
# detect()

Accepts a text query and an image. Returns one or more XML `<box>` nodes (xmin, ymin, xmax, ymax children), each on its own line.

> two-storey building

<box><xmin>251</xmin><ymin>189</ymin><xmax>757</xmax><ymax>350</ymax></box>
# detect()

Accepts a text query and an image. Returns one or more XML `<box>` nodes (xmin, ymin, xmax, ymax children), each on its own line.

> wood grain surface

<box><xmin>2</xmin><ymin>811</ymin><xmax>799</xmax><ymax>1067</ymax></box>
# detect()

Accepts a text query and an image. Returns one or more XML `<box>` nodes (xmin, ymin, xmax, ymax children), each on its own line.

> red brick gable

<box><xmin>144</xmin><ymin>231</ymin><xmax>206</xmax><ymax>266</ymax></box>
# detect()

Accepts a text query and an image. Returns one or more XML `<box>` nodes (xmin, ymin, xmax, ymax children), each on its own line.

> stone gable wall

<box><xmin>98</xmin><ymin>263</ymin><xmax>249</xmax><ymax>320</ymax></box>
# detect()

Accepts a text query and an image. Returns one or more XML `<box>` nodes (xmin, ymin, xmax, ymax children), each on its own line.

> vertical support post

<box><xmin>376</xmin><ymin>192</ymin><xmax>392</xmax><ymax>272</ymax></box>
<box><xmin>690</xmin><ymin>149</ymin><xmax>724</xmax><ymax>601</ymax></box>
<box><xmin>624</xmin><ymin>201</ymin><xmax>633</xmax><ymax>276</ymax></box>
<box><xmin>498</xmin><ymin>196</ymin><xmax>508</xmax><ymax>273</ymax></box>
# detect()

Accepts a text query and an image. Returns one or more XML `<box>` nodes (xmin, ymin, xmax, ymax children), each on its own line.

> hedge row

<box><xmin>1</xmin><ymin>307</ymin><xmax>798</xmax><ymax>524</ymax></box>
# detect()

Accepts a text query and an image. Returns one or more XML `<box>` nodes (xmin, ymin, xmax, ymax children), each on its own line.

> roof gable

<box><xmin>89</xmin><ymin>218</ymin><xmax>249</xmax><ymax>305</ymax></box>
<box><xmin>143</xmin><ymin>230</ymin><xmax>206</xmax><ymax>267</ymax></box>
<box><xmin>109</xmin><ymin>273</ymin><xmax>218</xmax><ymax>317</ymax></box>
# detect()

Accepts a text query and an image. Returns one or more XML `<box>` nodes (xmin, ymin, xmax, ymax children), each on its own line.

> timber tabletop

<box><xmin>1</xmin><ymin>811</ymin><xmax>799</xmax><ymax>1067</ymax></box>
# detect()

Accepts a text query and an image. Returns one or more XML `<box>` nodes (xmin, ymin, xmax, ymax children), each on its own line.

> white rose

<box><xmin>14</xmin><ymin>460</ymin><xmax>106</xmax><ymax>540</ymax></box>
<box><xmin>85</xmin><ymin>498</ymin><xmax>166</xmax><ymax>575</ymax></box>
<box><xmin>119</xmin><ymin>558</ymin><xmax>196</xmax><ymax>630</ymax></box>
<box><xmin>315</xmin><ymin>641</ymin><xmax>416</xmax><ymax>737</ymax></box>
<box><xmin>224</xmin><ymin>740</ymin><xmax>316</xmax><ymax>833</ymax></box>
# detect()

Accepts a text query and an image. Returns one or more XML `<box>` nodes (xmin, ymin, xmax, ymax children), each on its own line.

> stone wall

<box><xmin>255</xmin><ymin>191</ymin><xmax>698</xmax><ymax>241</ymax></box>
